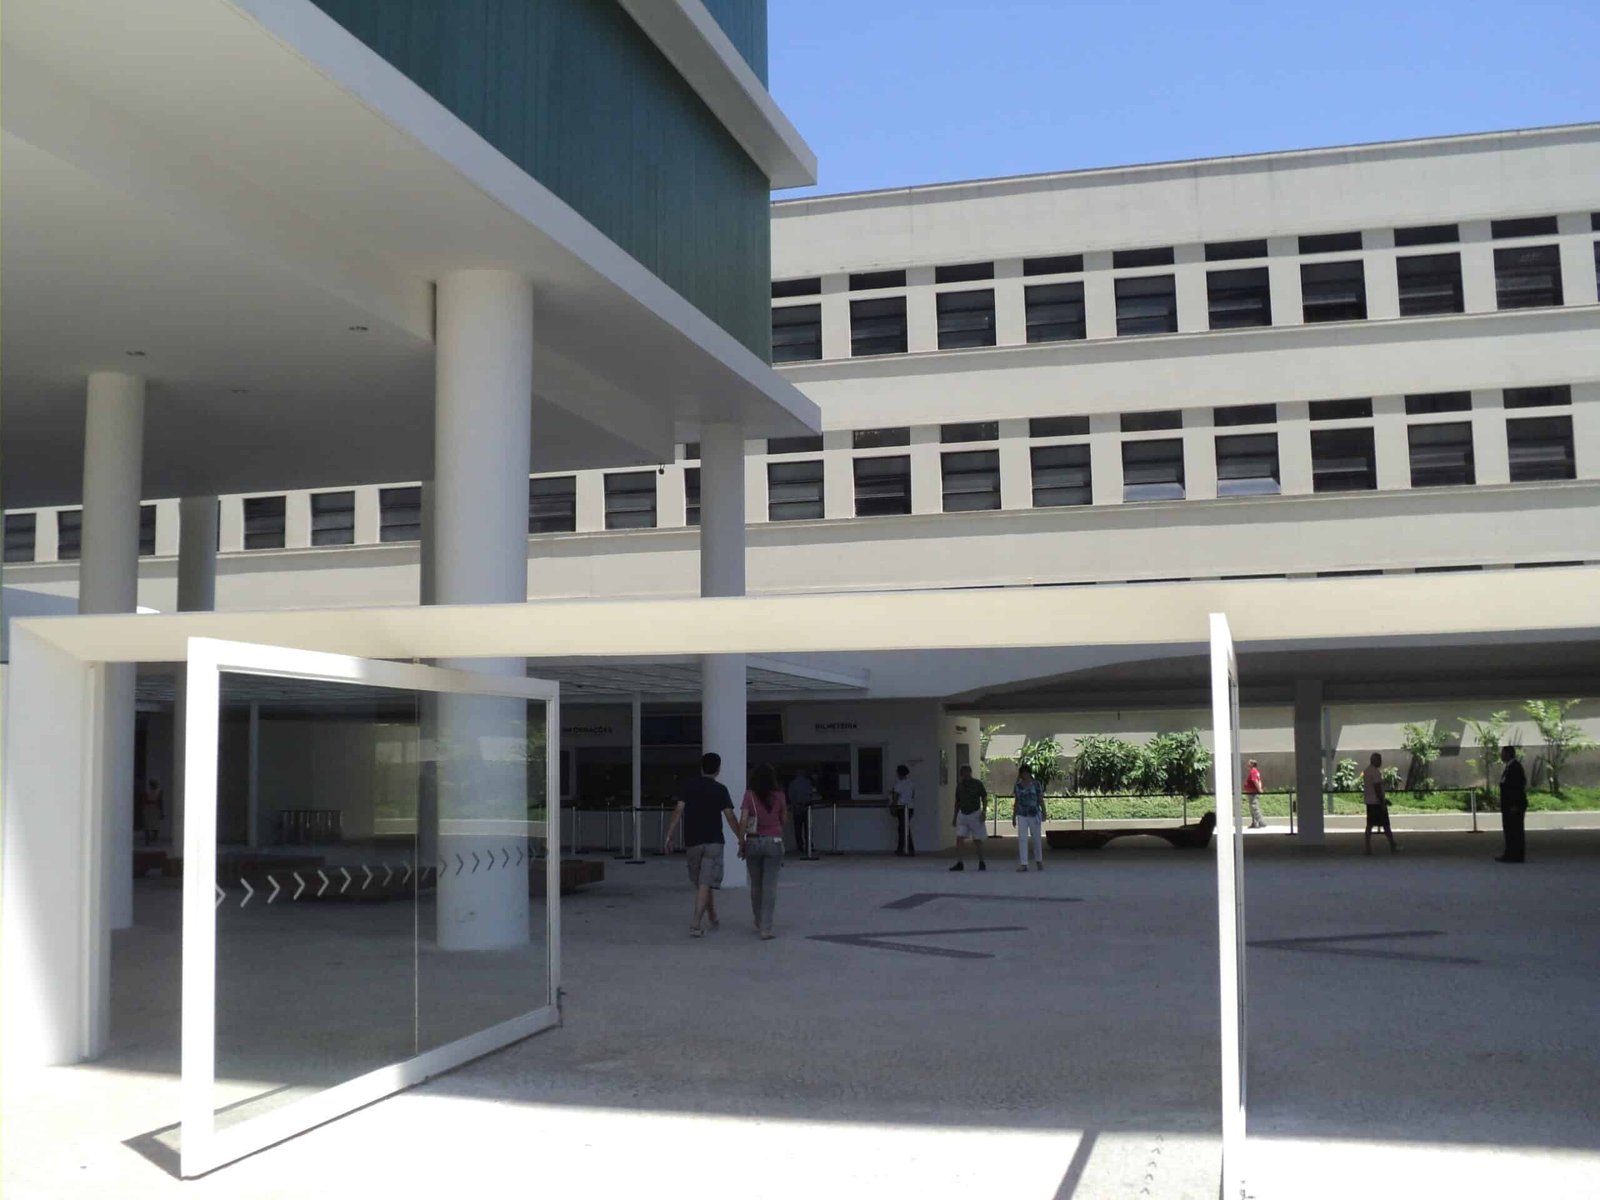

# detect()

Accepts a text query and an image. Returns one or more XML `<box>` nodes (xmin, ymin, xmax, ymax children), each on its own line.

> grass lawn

<box><xmin>990</xmin><ymin>786</ymin><xmax>1600</xmax><ymax>822</ymax></box>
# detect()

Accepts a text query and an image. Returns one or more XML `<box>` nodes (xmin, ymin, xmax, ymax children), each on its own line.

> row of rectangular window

<box><xmin>772</xmin><ymin>213</ymin><xmax>1588</xmax><ymax>297</ymax></box>
<box><xmin>2</xmin><ymin>389</ymin><xmax>1580</xmax><ymax>561</ymax></box>
<box><xmin>773</xmin><ymin>240</ymin><xmax>1584</xmax><ymax>361</ymax></box>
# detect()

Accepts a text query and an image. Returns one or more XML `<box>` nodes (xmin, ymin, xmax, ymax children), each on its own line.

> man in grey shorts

<box><xmin>950</xmin><ymin>764</ymin><xmax>988</xmax><ymax>871</ymax></box>
<box><xmin>663</xmin><ymin>752</ymin><xmax>744</xmax><ymax>937</ymax></box>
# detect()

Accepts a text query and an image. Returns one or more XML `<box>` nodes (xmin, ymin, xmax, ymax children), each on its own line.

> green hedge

<box><xmin>982</xmin><ymin>786</ymin><xmax>1600</xmax><ymax>822</ymax></box>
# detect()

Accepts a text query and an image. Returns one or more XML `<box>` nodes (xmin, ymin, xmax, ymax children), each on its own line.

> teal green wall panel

<box><xmin>700</xmin><ymin>0</ymin><xmax>767</xmax><ymax>84</ymax></box>
<box><xmin>313</xmin><ymin>0</ymin><xmax>771</xmax><ymax>361</ymax></box>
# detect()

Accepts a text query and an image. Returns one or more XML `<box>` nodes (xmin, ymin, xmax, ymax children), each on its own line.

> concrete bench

<box><xmin>1046</xmin><ymin>811</ymin><xmax>1216</xmax><ymax>851</ymax></box>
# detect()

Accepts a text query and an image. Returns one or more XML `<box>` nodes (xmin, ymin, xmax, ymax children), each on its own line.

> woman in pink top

<box><xmin>739</xmin><ymin>764</ymin><xmax>788</xmax><ymax>939</ymax></box>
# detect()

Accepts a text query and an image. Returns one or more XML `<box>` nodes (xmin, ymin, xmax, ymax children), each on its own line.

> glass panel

<box><xmin>1300</xmin><ymin>260</ymin><xmax>1367</xmax><ymax>322</ymax></box>
<box><xmin>771</xmin><ymin>304</ymin><xmax>822</xmax><ymax>362</ymax></box>
<box><xmin>1407</xmin><ymin>422</ymin><xmax>1476</xmax><ymax>487</ymax></box>
<box><xmin>767</xmin><ymin>460</ymin><xmax>824</xmax><ymax>521</ymax></box>
<box><xmin>1122</xmin><ymin>439</ymin><xmax>1185</xmax><ymax>501</ymax></box>
<box><xmin>1311</xmin><ymin>428</ymin><xmax>1377</xmax><ymax>492</ymax></box>
<box><xmin>379</xmin><ymin>487</ymin><xmax>422</xmax><ymax>542</ymax></box>
<box><xmin>1030</xmin><ymin>443</ymin><xmax>1092</xmax><ymax>507</ymax></box>
<box><xmin>211</xmin><ymin>672</ymin><xmax>421</xmax><ymax>1130</ymax></box>
<box><xmin>1215</xmin><ymin>433</ymin><xmax>1281</xmax><ymax>497</ymax></box>
<box><xmin>1114</xmin><ymin>275</ymin><xmax>1177</xmax><ymax>335</ymax></box>
<box><xmin>850</xmin><ymin>296</ymin><xmax>908</xmax><ymax>356</ymax></box>
<box><xmin>4</xmin><ymin>513</ymin><xmax>36</xmax><ymax>563</ymax></box>
<box><xmin>1494</xmin><ymin>245</ymin><xmax>1563</xmax><ymax>309</ymax></box>
<box><xmin>1397</xmin><ymin>253</ymin><xmax>1464</xmax><ymax>316</ymax></box>
<box><xmin>311</xmin><ymin>491</ymin><xmax>357</xmax><ymax>546</ymax></box>
<box><xmin>936</xmin><ymin>289</ymin><xmax>996</xmax><ymax>349</ymax></box>
<box><xmin>1025</xmin><ymin>282</ymin><xmax>1086</xmax><ymax>343</ymax></box>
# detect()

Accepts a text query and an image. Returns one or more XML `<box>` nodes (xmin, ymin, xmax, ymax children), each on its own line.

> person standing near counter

<box><xmin>788</xmin><ymin>769</ymin><xmax>816</xmax><ymax>854</ymax></box>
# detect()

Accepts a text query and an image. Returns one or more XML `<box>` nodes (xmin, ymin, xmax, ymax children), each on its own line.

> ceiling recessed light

<box><xmin>348</xmin><ymin>325</ymin><xmax>369</xmax><ymax>333</ymax></box>
<box><xmin>125</xmin><ymin>350</ymin><xmax>147</xmax><ymax>357</ymax></box>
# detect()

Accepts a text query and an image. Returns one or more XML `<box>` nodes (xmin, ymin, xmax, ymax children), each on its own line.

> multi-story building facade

<box><xmin>6</xmin><ymin>123</ymin><xmax>1599</xmax><ymax>831</ymax></box>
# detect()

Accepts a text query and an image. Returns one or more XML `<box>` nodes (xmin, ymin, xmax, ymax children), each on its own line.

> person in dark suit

<box><xmin>1496</xmin><ymin>745</ymin><xmax>1528</xmax><ymax>863</ymax></box>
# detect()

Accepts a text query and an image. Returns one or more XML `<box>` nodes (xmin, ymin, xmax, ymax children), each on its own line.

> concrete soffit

<box><xmin>616</xmin><ymin>0</ymin><xmax>818</xmax><ymax>189</ymax></box>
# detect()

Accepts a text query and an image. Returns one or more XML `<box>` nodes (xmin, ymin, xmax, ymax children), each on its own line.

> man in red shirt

<box><xmin>1244</xmin><ymin>759</ymin><xmax>1266</xmax><ymax>829</ymax></box>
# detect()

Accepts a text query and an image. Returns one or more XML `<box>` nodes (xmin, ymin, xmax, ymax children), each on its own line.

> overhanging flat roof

<box><xmin>1</xmin><ymin>0</ymin><xmax>818</xmax><ymax>509</ymax></box>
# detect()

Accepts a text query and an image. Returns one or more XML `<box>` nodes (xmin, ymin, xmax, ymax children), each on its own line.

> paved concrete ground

<box><xmin>5</xmin><ymin>828</ymin><xmax>1599</xmax><ymax>1198</ymax></box>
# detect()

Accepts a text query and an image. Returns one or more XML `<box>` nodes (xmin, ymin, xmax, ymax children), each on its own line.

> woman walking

<box><xmin>740</xmin><ymin>764</ymin><xmax>788</xmax><ymax>940</ymax></box>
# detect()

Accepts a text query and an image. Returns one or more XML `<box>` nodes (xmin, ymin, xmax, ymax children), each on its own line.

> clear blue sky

<box><xmin>768</xmin><ymin>0</ymin><xmax>1599</xmax><ymax>198</ymax></box>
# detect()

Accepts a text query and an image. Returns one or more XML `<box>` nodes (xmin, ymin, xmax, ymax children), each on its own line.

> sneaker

<box><xmin>1033</xmin><ymin>861</ymin><xmax>1043</xmax><ymax>871</ymax></box>
<box><xmin>690</xmin><ymin>926</ymin><xmax>703</xmax><ymax>938</ymax></box>
<box><xmin>707</xmin><ymin>914</ymin><xmax>719</xmax><ymax>930</ymax></box>
<box><xmin>949</xmin><ymin>861</ymin><xmax>965</xmax><ymax>872</ymax></box>
<box><xmin>1017</xmin><ymin>864</ymin><xmax>1029</xmax><ymax>873</ymax></box>
<box><xmin>978</xmin><ymin>861</ymin><xmax>987</xmax><ymax>871</ymax></box>
<box><xmin>759</xmin><ymin>932</ymin><xmax>776</xmax><ymax>941</ymax></box>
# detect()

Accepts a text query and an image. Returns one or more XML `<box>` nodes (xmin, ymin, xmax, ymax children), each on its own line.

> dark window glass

<box><xmin>1204</xmin><ymin>239</ymin><xmax>1268</xmax><ymax>262</ymax></box>
<box><xmin>604</xmin><ymin>471</ymin><xmax>657</xmax><ymax>530</ymax></box>
<box><xmin>1416</xmin><ymin>565</ymin><xmax>1483</xmax><ymax>574</ymax></box>
<box><xmin>849</xmin><ymin>269</ymin><xmax>906</xmax><ymax>291</ymax></box>
<box><xmin>1503</xmin><ymin>385</ymin><xmax>1572</xmax><ymax>410</ymax></box>
<box><xmin>850</xmin><ymin>296</ymin><xmax>908</xmax><ymax>356</ymax></box>
<box><xmin>857</xmin><ymin>746</ymin><xmax>885</xmax><ymax>796</ymax></box>
<box><xmin>684</xmin><ymin>467</ymin><xmax>700</xmax><ymax>527</ymax></box>
<box><xmin>934</xmin><ymin>261</ymin><xmax>994</xmax><ymax>283</ymax></box>
<box><xmin>853</xmin><ymin>455</ymin><xmax>912</xmax><ymax>517</ymax></box>
<box><xmin>243</xmin><ymin>495</ymin><xmax>286</xmax><ymax>550</ymax></box>
<box><xmin>311</xmin><ymin>491</ymin><xmax>355</xmax><ymax>546</ymax></box>
<box><xmin>771</xmin><ymin>277</ymin><xmax>821</xmax><ymax>298</ymax></box>
<box><xmin>1405</xmin><ymin>392</ymin><xmax>1471</xmax><ymax>415</ymax></box>
<box><xmin>1301</xmin><ymin>260</ymin><xmax>1367</xmax><ymax>322</ymax></box>
<box><xmin>1507</xmin><ymin>416</ymin><xmax>1576</xmax><ymax>482</ymax></box>
<box><xmin>1311</xmin><ymin>428</ymin><xmax>1377</xmax><ymax>492</ymax></box>
<box><xmin>936</xmin><ymin>289</ymin><xmax>996</xmax><ymax>350</ymax></box>
<box><xmin>1393</xmin><ymin>224</ymin><xmax>1459</xmax><ymax>247</ymax></box>
<box><xmin>378</xmin><ymin>487</ymin><xmax>421</xmax><ymax>543</ymax></box>
<box><xmin>1299</xmin><ymin>231</ymin><xmax>1362</xmax><ymax>254</ymax></box>
<box><xmin>1023</xmin><ymin>254</ymin><xmax>1083</xmax><ymax>276</ymax></box>
<box><xmin>1397</xmin><ymin>253</ymin><xmax>1464</xmax><ymax>316</ymax></box>
<box><xmin>772</xmin><ymin>304</ymin><xmax>822</xmax><ymax>363</ymax></box>
<box><xmin>57</xmin><ymin>509</ymin><xmax>82</xmax><ymax>561</ymax></box>
<box><xmin>1593</xmin><ymin>213</ymin><xmax>1600</xmax><ymax>232</ymax></box>
<box><xmin>1408</xmin><ymin>422</ymin><xmax>1476</xmax><ymax>487</ymax></box>
<box><xmin>941</xmin><ymin>450</ymin><xmax>1001</xmax><ymax>512</ymax></box>
<box><xmin>1216</xmin><ymin>433</ymin><xmax>1281</xmax><ymax>497</ymax></box>
<box><xmin>768</xmin><ymin>436</ymin><xmax>824</xmax><ymax>454</ymax></box>
<box><xmin>139</xmin><ymin>504</ymin><xmax>157</xmax><ymax>556</ymax></box>
<box><xmin>1214</xmin><ymin>403</ymin><xmax>1276</xmax><ymax>427</ymax></box>
<box><xmin>681</xmin><ymin>442</ymin><xmax>701</xmax><ymax>462</ymax></box>
<box><xmin>1491</xmin><ymin>216</ymin><xmax>1558</xmax><ymax>239</ymax></box>
<box><xmin>1030</xmin><ymin>444</ymin><xmax>1092</xmax><ymax>507</ymax></box>
<box><xmin>1113</xmin><ymin>246</ymin><xmax>1174</xmax><ymax>268</ymax></box>
<box><xmin>748</xmin><ymin>713</ymin><xmax>784</xmax><ymax>745</ymax></box>
<box><xmin>1030</xmin><ymin>415</ymin><xmax>1090</xmax><ymax>438</ymax></box>
<box><xmin>1310</xmin><ymin>398</ymin><xmax>1373</xmax><ymax>421</ymax></box>
<box><xmin>1115</xmin><ymin>275</ymin><xmax>1177</xmax><ymax>335</ymax></box>
<box><xmin>1207</xmin><ymin>267</ymin><xmax>1273</xmax><ymax>329</ymax></box>
<box><xmin>1121</xmin><ymin>410</ymin><xmax>1182</xmax><ymax>432</ymax></box>
<box><xmin>852</xmin><ymin>427</ymin><xmax>910</xmax><ymax>449</ymax></box>
<box><xmin>4</xmin><ymin>513</ymin><xmax>36</xmax><ymax>563</ymax></box>
<box><xmin>941</xmin><ymin>421</ymin><xmax>998</xmax><ymax>444</ymax></box>
<box><xmin>528</xmin><ymin>476</ymin><xmax>576</xmax><ymax>534</ymax></box>
<box><xmin>1494</xmin><ymin>245</ymin><xmax>1563</xmax><ymax>309</ymax></box>
<box><xmin>768</xmin><ymin>460</ymin><xmax>824</xmax><ymax>521</ymax></box>
<box><xmin>1025</xmin><ymin>281</ymin><xmax>1086</xmax><ymax>343</ymax></box>
<box><xmin>1122</xmin><ymin>438</ymin><xmax>1185</xmax><ymax>501</ymax></box>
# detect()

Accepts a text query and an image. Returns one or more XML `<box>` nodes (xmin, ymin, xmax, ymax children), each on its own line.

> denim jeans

<box><xmin>746</xmin><ymin>837</ymin><xmax>784</xmax><ymax>933</ymax></box>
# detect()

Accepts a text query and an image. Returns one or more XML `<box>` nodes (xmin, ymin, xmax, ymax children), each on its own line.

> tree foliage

<box><xmin>1460</xmin><ymin>711</ymin><xmax>1511</xmax><ymax>797</ymax></box>
<box><xmin>1014</xmin><ymin>736</ymin><xmax>1066</xmax><ymax>788</ymax></box>
<box><xmin>1071</xmin><ymin>731</ymin><xmax>1211</xmax><ymax>797</ymax></box>
<box><xmin>1399</xmin><ymin>720</ymin><xmax>1455</xmax><ymax>795</ymax></box>
<box><xmin>1522</xmin><ymin>699</ymin><xmax>1595</xmax><ymax>793</ymax></box>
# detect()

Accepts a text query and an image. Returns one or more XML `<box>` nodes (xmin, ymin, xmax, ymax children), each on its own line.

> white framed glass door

<box><xmin>1210</xmin><ymin>613</ymin><xmax>1247</xmax><ymax>1198</ymax></box>
<box><xmin>180</xmin><ymin>638</ymin><xmax>560</xmax><ymax>1177</ymax></box>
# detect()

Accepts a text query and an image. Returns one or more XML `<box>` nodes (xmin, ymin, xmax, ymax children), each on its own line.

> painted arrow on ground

<box><xmin>471</xmin><ymin>852</ymin><xmax>481</xmax><ymax>874</ymax></box>
<box><xmin>882</xmin><ymin>892</ymin><xmax>1084</xmax><ymax>911</ymax></box>
<box><xmin>362</xmin><ymin>865</ymin><xmax>374</xmax><ymax>890</ymax></box>
<box><xmin>1248</xmin><ymin>930</ymin><xmax>1479</xmax><ymax>966</ymax></box>
<box><xmin>808</xmin><ymin>925</ymin><xmax>1027</xmax><ymax>961</ymax></box>
<box><xmin>381</xmin><ymin>863</ymin><xmax>393</xmax><ymax>887</ymax></box>
<box><xmin>454</xmin><ymin>855</ymin><xmax>464</xmax><ymax>876</ymax></box>
<box><xmin>339</xmin><ymin>867</ymin><xmax>352</xmax><ymax>895</ymax></box>
<box><xmin>240</xmin><ymin>879</ymin><xmax>254</xmax><ymax>907</ymax></box>
<box><xmin>293</xmin><ymin>872</ymin><xmax>306</xmax><ymax>901</ymax></box>
<box><xmin>316</xmin><ymin>870</ymin><xmax>330</xmax><ymax>898</ymax></box>
<box><xmin>214</xmin><ymin>884</ymin><xmax>225</xmax><ymax>909</ymax></box>
<box><xmin>267</xmin><ymin>875</ymin><xmax>281</xmax><ymax>904</ymax></box>
<box><xmin>400</xmin><ymin>863</ymin><xmax>412</xmax><ymax>885</ymax></box>
<box><xmin>500</xmin><ymin>848</ymin><xmax>510</xmax><ymax>869</ymax></box>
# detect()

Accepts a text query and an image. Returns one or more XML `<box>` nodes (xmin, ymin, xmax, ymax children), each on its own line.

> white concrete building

<box><xmin>7</xmin><ymin>123</ymin><xmax>1600</xmax><ymax>859</ymax></box>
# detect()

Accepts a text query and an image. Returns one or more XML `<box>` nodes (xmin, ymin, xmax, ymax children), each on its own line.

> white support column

<box><xmin>80</xmin><ymin>371</ymin><xmax>144</xmax><ymax>932</ymax></box>
<box><xmin>700</xmin><ymin>421</ymin><xmax>748</xmax><ymax>888</ymax></box>
<box><xmin>172</xmin><ymin>495</ymin><xmax>219</xmax><ymax>853</ymax></box>
<box><xmin>1293</xmin><ymin>679</ymin><xmax>1326</xmax><ymax>847</ymax></box>
<box><xmin>628</xmin><ymin>693</ymin><xmax>644</xmax><ymax>863</ymax></box>
<box><xmin>909</xmin><ymin>425</ymin><xmax>942</xmax><ymax>515</ymax></box>
<box><xmin>246</xmin><ymin>703</ymin><xmax>261</xmax><ymax>849</ymax></box>
<box><xmin>1266</xmin><ymin>237</ymin><xmax>1303</xmax><ymax>327</ymax></box>
<box><xmin>997</xmin><ymin>419</ymin><xmax>1031</xmax><ymax>509</ymax></box>
<box><xmin>1278</xmin><ymin>401</ymin><xmax>1314</xmax><ymax>495</ymax></box>
<box><xmin>1089</xmin><ymin>413</ymin><xmax>1123</xmax><ymax>506</ymax></box>
<box><xmin>432</xmin><ymin>269</ymin><xmax>535</xmax><ymax>949</ymax></box>
<box><xmin>1362</xmin><ymin>229</ymin><xmax>1400</xmax><ymax>321</ymax></box>
<box><xmin>1459</xmin><ymin>221</ymin><xmax>1496</xmax><ymax>313</ymax></box>
<box><xmin>1372</xmin><ymin>396</ymin><xmax>1410</xmax><ymax>491</ymax></box>
<box><xmin>1471</xmin><ymin>389</ymin><xmax>1511</xmax><ymax>485</ymax></box>
<box><xmin>1083</xmin><ymin>253</ymin><xmax>1116</xmax><ymax>340</ymax></box>
<box><xmin>1174</xmin><ymin>244</ymin><xmax>1208</xmax><ymax>333</ymax></box>
<box><xmin>1184</xmin><ymin>408</ymin><xmax>1218</xmax><ymax>501</ymax></box>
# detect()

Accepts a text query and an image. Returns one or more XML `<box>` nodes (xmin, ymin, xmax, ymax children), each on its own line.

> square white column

<box><xmin>822</xmin><ymin>432</ymin><xmax>854</xmax><ymax>518</ymax></box>
<box><xmin>1089</xmin><ymin>413</ymin><xmax>1123</xmax><ymax>505</ymax></box>
<box><xmin>819</xmin><ymin>273</ymin><xmax>850</xmax><ymax>360</ymax></box>
<box><xmin>910</xmin><ymin>427</ymin><xmax>943</xmax><ymax>515</ymax></box>
<box><xmin>1472</xmin><ymin>389</ymin><xmax>1510</xmax><ymax>486</ymax></box>
<box><xmin>1185</xmin><ymin>408</ymin><xmax>1218</xmax><ymax>500</ymax></box>
<box><xmin>744</xmin><ymin>440</ymin><xmax>768</xmax><ymax>524</ymax></box>
<box><xmin>1083</xmin><ymin>252</ymin><xmax>1117</xmax><ymax>340</ymax></box>
<box><xmin>1174</xmin><ymin>244</ymin><xmax>1209</xmax><ymax>333</ymax></box>
<box><xmin>575</xmin><ymin>471</ymin><xmax>606</xmax><ymax>532</ymax></box>
<box><xmin>1278</xmin><ymin>401</ymin><xmax>1314</xmax><ymax>495</ymax></box>
<box><xmin>1362</xmin><ymin>228</ymin><xmax>1399</xmax><ymax>321</ymax></box>
<box><xmin>994</xmin><ymin>258</ymin><xmax>1026</xmax><ymax>346</ymax></box>
<box><xmin>354</xmin><ymin>486</ymin><xmax>380</xmax><ymax>544</ymax></box>
<box><xmin>997</xmin><ymin>419</ymin><xmax>1031</xmax><ymax>509</ymax></box>
<box><xmin>1372</xmin><ymin>396</ymin><xmax>1410</xmax><ymax>490</ymax></box>
<box><xmin>1266</xmin><ymin>237</ymin><xmax>1303</xmax><ymax>326</ymax></box>
<box><xmin>1558</xmin><ymin>213</ymin><xmax>1599</xmax><ymax>306</ymax></box>
<box><xmin>1459</xmin><ymin>220</ymin><xmax>1496</xmax><ymax>313</ymax></box>
<box><xmin>906</xmin><ymin>268</ymin><xmax>937</xmax><ymax>353</ymax></box>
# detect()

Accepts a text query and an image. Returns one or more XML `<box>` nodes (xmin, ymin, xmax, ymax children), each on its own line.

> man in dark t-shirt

<box><xmin>1497</xmin><ymin>745</ymin><xmax>1529</xmax><ymax>863</ymax></box>
<box><xmin>663</xmin><ymin>752</ymin><xmax>743</xmax><ymax>936</ymax></box>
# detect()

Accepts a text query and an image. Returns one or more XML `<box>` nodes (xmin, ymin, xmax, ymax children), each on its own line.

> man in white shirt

<box><xmin>891</xmin><ymin>763</ymin><xmax>916</xmax><ymax>856</ymax></box>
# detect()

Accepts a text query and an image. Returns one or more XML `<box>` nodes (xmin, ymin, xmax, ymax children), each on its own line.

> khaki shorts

<box><xmin>955</xmin><ymin>811</ymin><xmax>987</xmax><ymax>840</ymax></box>
<box><xmin>687</xmin><ymin>842</ymin><xmax>725</xmax><ymax>888</ymax></box>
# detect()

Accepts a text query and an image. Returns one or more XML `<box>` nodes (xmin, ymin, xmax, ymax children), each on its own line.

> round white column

<box><xmin>432</xmin><ymin>270</ymin><xmax>534</xmax><ymax>950</ymax></box>
<box><xmin>171</xmin><ymin>496</ymin><xmax>219</xmax><ymax>852</ymax></box>
<box><xmin>80</xmin><ymin>371</ymin><xmax>145</xmax><ymax>931</ymax></box>
<box><xmin>699</xmin><ymin>422</ymin><xmax>748</xmax><ymax>886</ymax></box>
